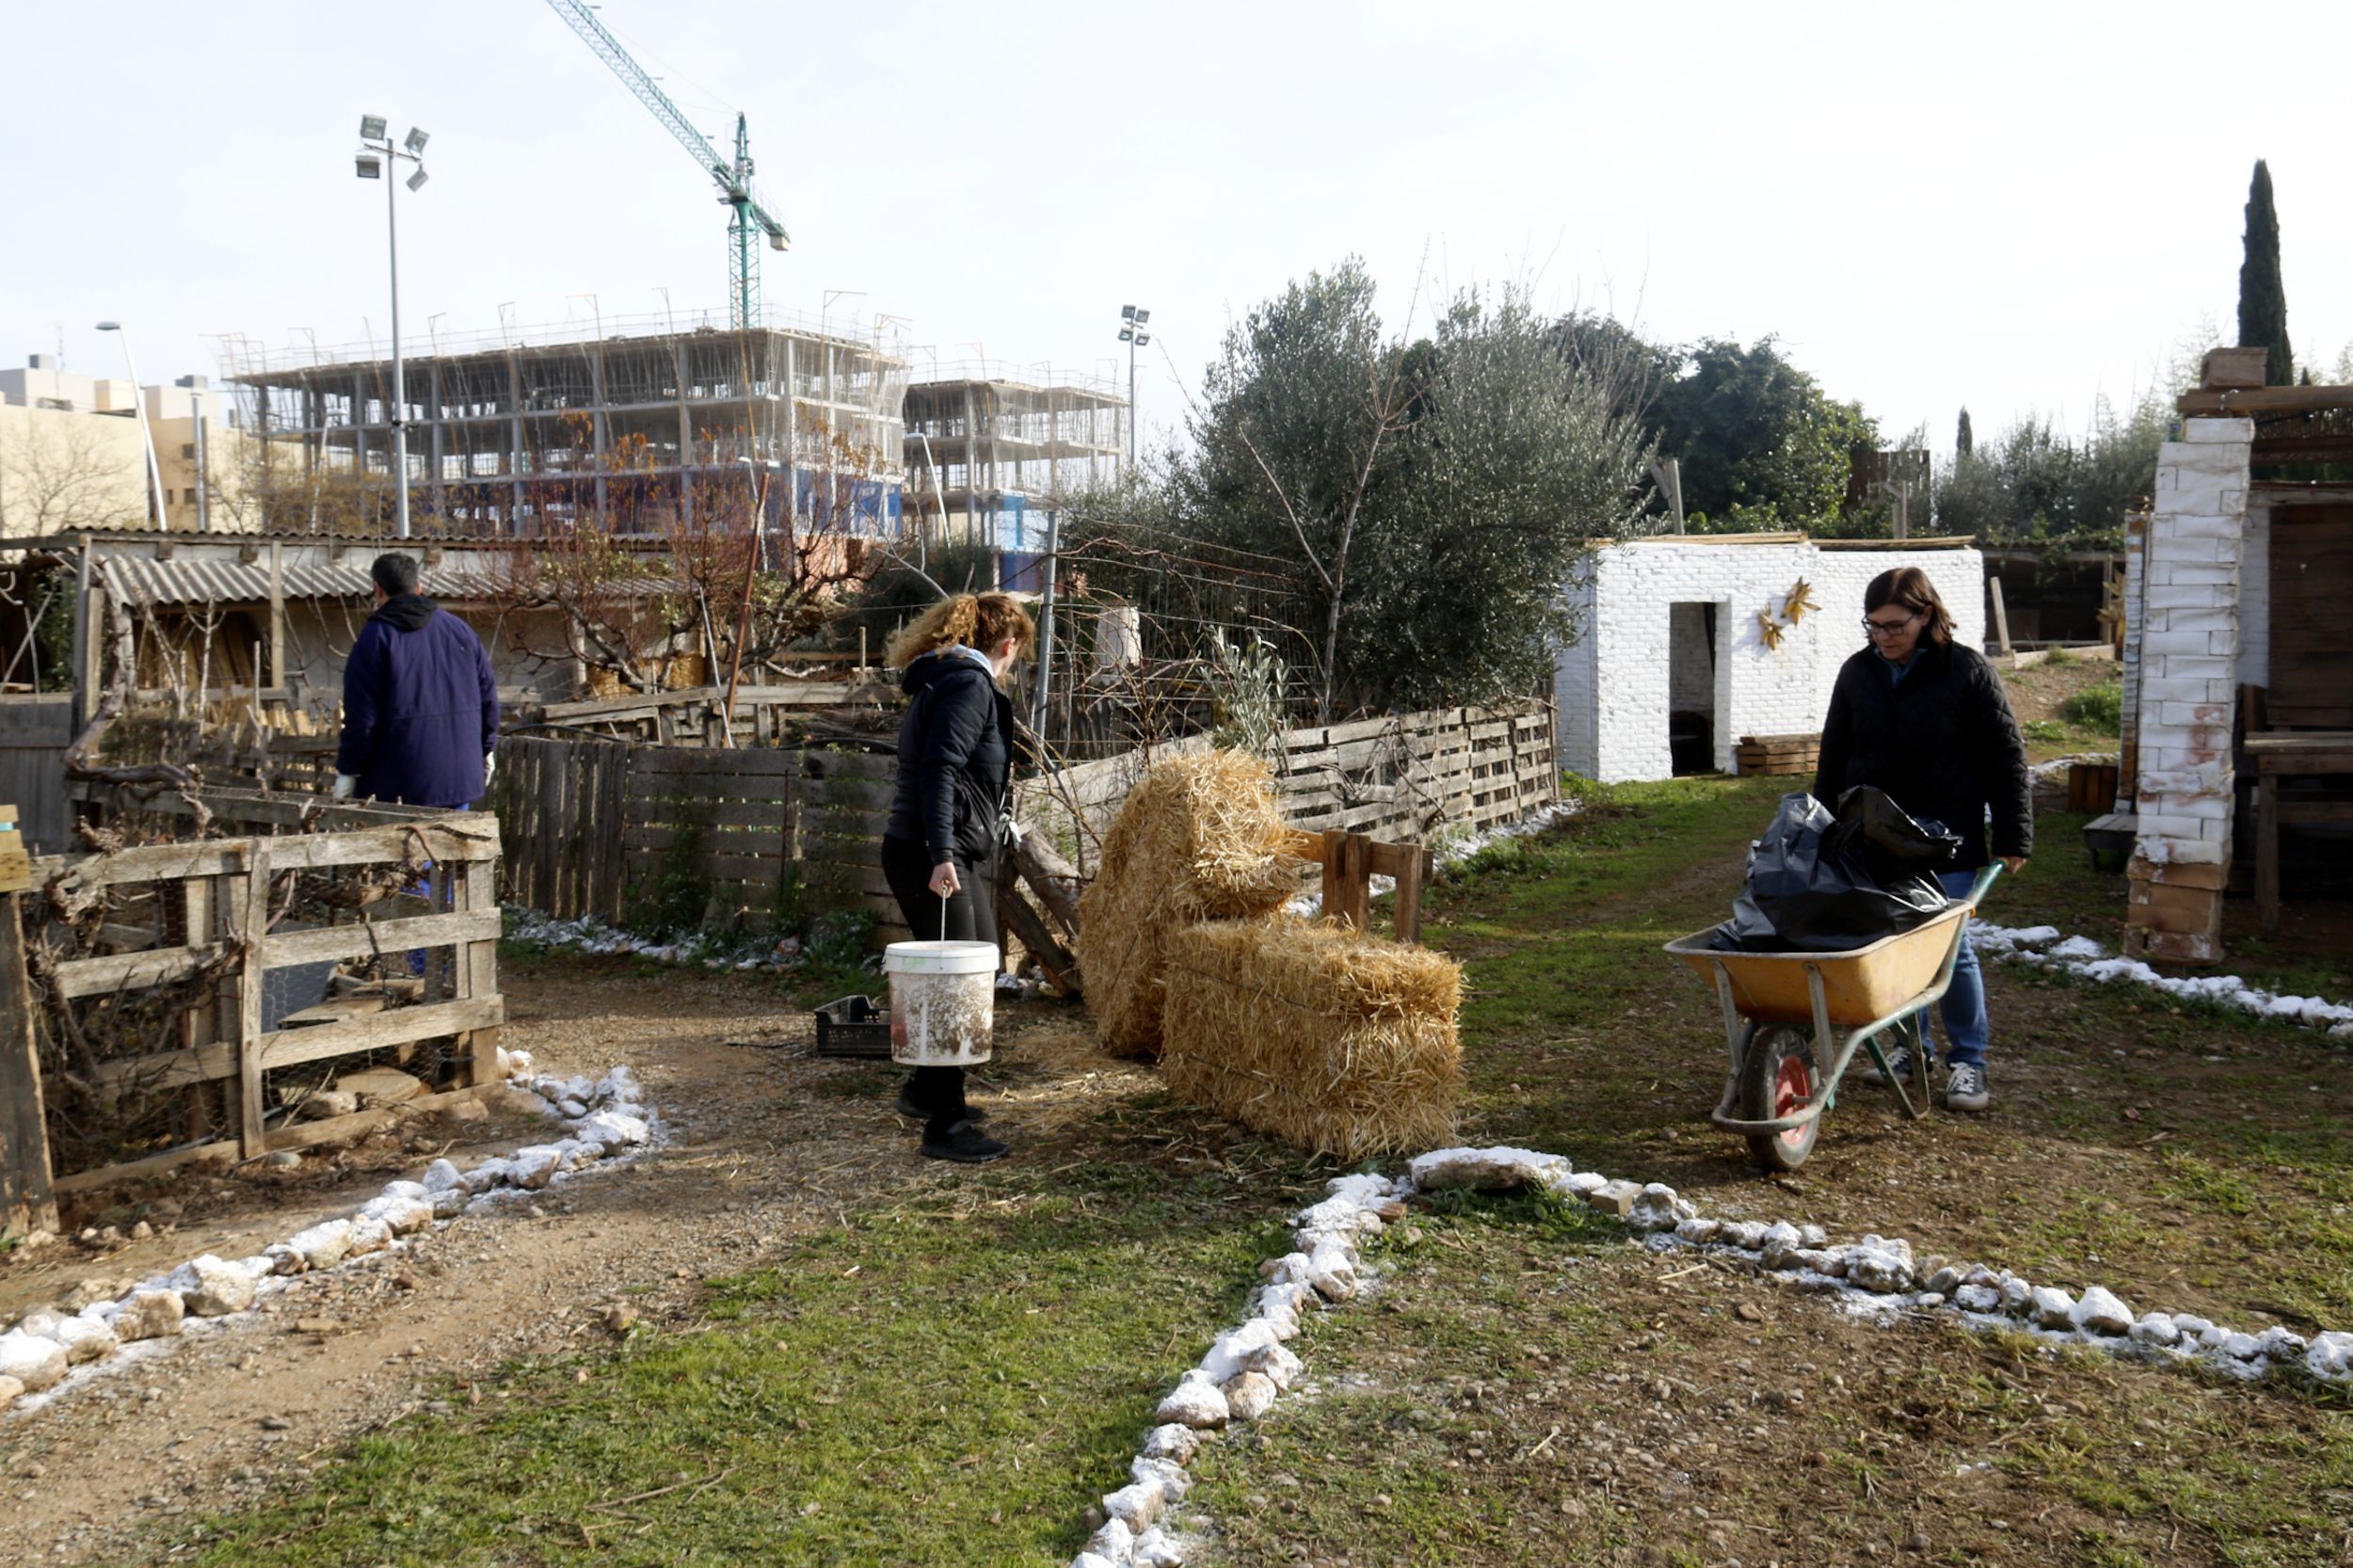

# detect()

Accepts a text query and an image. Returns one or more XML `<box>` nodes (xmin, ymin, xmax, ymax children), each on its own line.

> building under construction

<box><xmin>902</xmin><ymin>364</ymin><xmax>1128</xmax><ymax>552</ymax></box>
<box><xmin>221</xmin><ymin>307</ymin><xmax>908</xmax><ymax>536</ymax></box>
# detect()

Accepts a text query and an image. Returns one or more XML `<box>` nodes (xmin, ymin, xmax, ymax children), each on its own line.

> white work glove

<box><xmin>332</xmin><ymin>773</ymin><xmax>359</xmax><ymax>801</ymax></box>
<box><xmin>483</xmin><ymin>753</ymin><xmax>497</xmax><ymax>789</ymax></box>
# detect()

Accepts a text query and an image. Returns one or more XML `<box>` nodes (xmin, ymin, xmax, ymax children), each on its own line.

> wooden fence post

<box><xmin>233</xmin><ymin>840</ymin><xmax>273</xmax><ymax>1160</ymax></box>
<box><xmin>0</xmin><ymin>890</ymin><xmax>58</xmax><ymax>1237</ymax></box>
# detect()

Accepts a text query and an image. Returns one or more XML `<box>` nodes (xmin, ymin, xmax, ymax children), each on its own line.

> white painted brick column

<box><xmin>2125</xmin><ymin>417</ymin><xmax>2249</xmax><ymax>962</ymax></box>
<box><xmin>2117</xmin><ymin>513</ymin><xmax>2145</xmax><ymax>809</ymax></box>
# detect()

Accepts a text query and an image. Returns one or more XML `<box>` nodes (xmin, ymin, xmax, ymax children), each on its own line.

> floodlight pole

<box><xmin>386</xmin><ymin>154</ymin><xmax>408</xmax><ymax>538</ymax></box>
<box><xmin>358</xmin><ymin>120</ymin><xmax>427</xmax><ymax>537</ymax></box>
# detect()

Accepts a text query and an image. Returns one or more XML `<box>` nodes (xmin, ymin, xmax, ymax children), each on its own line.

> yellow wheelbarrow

<box><xmin>1662</xmin><ymin>865</ymin><xmax>2000</xmax><ymax>1171</ymax></box>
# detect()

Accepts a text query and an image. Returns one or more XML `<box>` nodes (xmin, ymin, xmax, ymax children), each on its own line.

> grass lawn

<box><xmin>145</xmin><ymin>774</ymin><xmax>2351</xmax><ymax>1568</ymax></box>
<box><xmin>162</xmin><ymin>1159</ymin><xmax>1309</xmax><ymax>1568</ymax></box>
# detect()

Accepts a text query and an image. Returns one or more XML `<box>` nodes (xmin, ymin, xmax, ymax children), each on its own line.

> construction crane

<box><xmin>544</xmin><ymin>0</ymin><xmax>789</xmax><ymax>330</ymax></box>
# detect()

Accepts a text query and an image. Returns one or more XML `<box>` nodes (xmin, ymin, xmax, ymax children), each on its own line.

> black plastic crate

<box><xmin>814</xmin><ymin>994</ymin><xmax>892</xmax><ymax>1059</ymax></box>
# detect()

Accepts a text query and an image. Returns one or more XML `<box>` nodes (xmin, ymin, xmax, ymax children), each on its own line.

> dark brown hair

<box><xmin>1863</xmin><ymin>566</ymin><xmax>1955</xmax><ymax>647</ymax></box>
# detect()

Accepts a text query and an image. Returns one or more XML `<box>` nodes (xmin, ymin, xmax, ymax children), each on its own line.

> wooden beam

<box><xmin>262</xmin><ymin>909</ymin><xmax>502</xmax><ymax>968</ymax></box>
<box><xmin>2175</xmin><ymin>384</ymin><xmax>2353</xmax><ymax>417</ymax></box>
<box><xmin>995</xmin><ymin>878</ymin><xmax>1080</xmax><ymax>996</ymax></box>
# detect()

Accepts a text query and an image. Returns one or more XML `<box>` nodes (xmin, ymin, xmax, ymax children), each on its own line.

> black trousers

<box><xmin>880</xmin><ymin>834</ymin><xmax>998</xmax><ymax>1132</ymax></box>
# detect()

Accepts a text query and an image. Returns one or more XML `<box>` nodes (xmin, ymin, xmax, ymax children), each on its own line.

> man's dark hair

<box><xmin>371</xmin><ymin>552</ymin><xmax>422</xmax><ymax>598</ymax></box>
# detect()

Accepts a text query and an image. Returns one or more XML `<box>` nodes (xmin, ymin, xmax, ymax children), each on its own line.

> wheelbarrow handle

<box><xmin>1963</xmin><ymin>862</ymin><xmax>2001</xmax><ymax>907</ymax></box>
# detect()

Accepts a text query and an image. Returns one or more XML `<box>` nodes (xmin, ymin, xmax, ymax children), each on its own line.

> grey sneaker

<box><xmin>1862</xmin><ymin>1044</ymin><xmax>1928</xmax><ymax>1087</ymax></box>
<box><xmin>1945</xmin><ymin>1063</ymin><xmax>1991</xmax><ymax>1112</ymax></box>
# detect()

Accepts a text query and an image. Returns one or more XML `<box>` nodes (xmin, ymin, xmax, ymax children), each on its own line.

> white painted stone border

<box><xmin>1973</xmin><ymin>921</ymin><xmax>2353</xmax><ymax>1040</ymax></box>
<box><xmin>0</xmin><ymin>1053</ymin><xmax>660</xmax><ymax>1418</ymax></box>
<box><xmin>1066</xmin><ymin>1144</ymin><xmax>2352</xmax><ymax>1567</ymax></box>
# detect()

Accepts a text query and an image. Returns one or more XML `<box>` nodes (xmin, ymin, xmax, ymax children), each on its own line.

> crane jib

<box><xmin>544</xmin><ymin>0</ymin><xmax>790</xmax><ymax>328</ymax></box>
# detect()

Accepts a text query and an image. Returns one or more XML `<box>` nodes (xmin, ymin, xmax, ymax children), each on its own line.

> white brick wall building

<box><xmin>1554</xmin><ymin>535</ymin><xmax>1987</xmax><ymax>782</ymax></box>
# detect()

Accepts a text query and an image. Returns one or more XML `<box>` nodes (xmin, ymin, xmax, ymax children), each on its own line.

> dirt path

<box><xmin>0</xmin><ymin>959</ymin><xmax>1073</xmax><ymax>1567</ymax></box>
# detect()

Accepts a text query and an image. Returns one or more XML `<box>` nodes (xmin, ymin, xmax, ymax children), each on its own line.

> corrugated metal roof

<box><xmin>100</xmin><ymin>557</ymin><xmax>540</xmax><ymax>608</ymax></box>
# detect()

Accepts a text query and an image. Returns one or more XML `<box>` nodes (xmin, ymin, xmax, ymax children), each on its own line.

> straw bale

<box><xmin>1078</xmin><ymin>751</ymin><xmax>1305</xmax><ymax>1057</ymax></box>
<box><xmin>1159</xmin><ymin>917</ymin><xmax>1463</xmax><ymax>1160</ymax></box>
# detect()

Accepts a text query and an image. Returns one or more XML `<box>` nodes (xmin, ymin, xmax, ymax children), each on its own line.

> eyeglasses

<box><xmin>1862</xmin><ymin>612</ymin><xmax>1923</xmax><ymax>639</ymax></box>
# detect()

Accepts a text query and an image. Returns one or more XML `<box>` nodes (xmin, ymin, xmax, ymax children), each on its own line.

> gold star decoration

<box><xmin>1783</xmin><ymin>579</ymin><xmax>1819</xmax><ymax>624</ymax></box>
<box><xmin>1757</xmin><ymin>610</ymin><xmax>1785</xmax><ymax>650</ymax></box>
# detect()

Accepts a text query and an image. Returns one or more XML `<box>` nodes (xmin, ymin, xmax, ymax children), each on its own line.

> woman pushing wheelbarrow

<box><xmin>1818</xmin><ymin>567</ymin><xmax>2032</xmax><ymax>1113</ymax></box>
<box><xmin>1667</xmin><ymin>568</ymin><xmax>2032</xmax><ymax>1170</ymax></box>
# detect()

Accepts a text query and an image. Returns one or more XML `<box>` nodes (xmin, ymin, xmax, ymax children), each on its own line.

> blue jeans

<box><xmin>1920</xmin><ymin>869</ymin><xmax>1988</xmax><ymax>1069</ymax></box>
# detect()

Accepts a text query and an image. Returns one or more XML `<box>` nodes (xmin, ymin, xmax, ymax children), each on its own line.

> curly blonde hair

<box><xmin>883</xmin><ymin>591</ymin><xmax>1037</xmax><ymax>673</ymax></box>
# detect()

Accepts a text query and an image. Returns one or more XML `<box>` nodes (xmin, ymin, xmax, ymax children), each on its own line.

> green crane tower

<box><xmin>545</xmin><ymin>0</ymin><xmax>790</xmax><ymax>330</ymax></box>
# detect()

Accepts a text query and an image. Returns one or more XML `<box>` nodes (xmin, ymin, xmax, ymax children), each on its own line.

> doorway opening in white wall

<box><xmin>1667</xmin><ymin>601</ymin><xmax>1720</xmax><ymax>776</ymax></box>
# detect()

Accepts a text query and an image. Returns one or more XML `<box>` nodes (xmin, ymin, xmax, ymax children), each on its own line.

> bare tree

<box><xmin>0</xmin><ymin>415</ymin><xmax>144</xmax><ymax>534</ymax></box>
<box><xmin>488</xmin><ymin>414</ymin><xmax>898</xmax><ymax>697</ymax></box>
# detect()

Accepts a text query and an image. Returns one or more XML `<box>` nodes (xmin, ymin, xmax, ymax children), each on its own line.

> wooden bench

<box><xmin>2246</xmin><ymin>730</ymin><xmax>2353</xmax><ymax>931</ymax></box>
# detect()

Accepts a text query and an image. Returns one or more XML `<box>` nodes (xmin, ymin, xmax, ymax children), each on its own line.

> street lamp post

<box><xmin>356</xmin><ymin>115</ymin><xmax>430</xmax><ymax>537</ymax></box>
<box><xmin>1116</xmin><ymin>305</ymin><xmax>1151</xmax><ymax>469</ymax></box>
<box><xmin>94</xmin><ymin>322</ymin><xmax>170</xmax><ymax>530</ymax></box>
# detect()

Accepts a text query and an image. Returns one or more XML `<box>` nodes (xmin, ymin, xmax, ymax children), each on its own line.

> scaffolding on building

<box><xmin>901</xmin><ymin>362</ymin><xmax>1128</xmax><ymax>553</ymax></box>
<box><xmin>216</xmin><ymin>305</ymin><xmax>909</xmax><ymax>536</ymax></box>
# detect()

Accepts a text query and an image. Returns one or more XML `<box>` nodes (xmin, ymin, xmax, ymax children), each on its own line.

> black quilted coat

<box><xmin>1811</xmin><ymin>638</ymin><xmax>2032</xmax><ymax>872</ymax></box>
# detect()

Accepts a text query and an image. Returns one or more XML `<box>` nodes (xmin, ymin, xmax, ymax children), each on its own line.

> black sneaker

<box><xmin>895</xmin><ymin>1092</ymin><xmax>985</xmax><ymax>1124</ymax></box>
<box><xmin>920</xmin><ymin>1119</ymin><xmax>1008</xmax><ymax>1163</ymax></box>
<box><xmin>1862</xmin><ymin>1044</ymin><xmax>1930</xmax><ymax>1087</ymax></box>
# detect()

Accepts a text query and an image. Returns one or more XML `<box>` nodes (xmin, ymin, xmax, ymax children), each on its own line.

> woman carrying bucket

<box><xmin>879</xmin><ymin>591</ymin><xmax>1036</xmax><ymax>1163</ymax></box>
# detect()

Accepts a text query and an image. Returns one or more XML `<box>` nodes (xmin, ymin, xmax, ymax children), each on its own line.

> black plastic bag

<box><xmin>1711</xmin><ymin>788</ymin><xmax>1960</xmax><ymax>952</ymax></box>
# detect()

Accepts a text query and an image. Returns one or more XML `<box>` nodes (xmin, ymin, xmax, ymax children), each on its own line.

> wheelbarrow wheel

<box><xmin>1740</xmin><ymin>1024</ymin><xmax>1819</xmax><ymax>1172</ymax></box>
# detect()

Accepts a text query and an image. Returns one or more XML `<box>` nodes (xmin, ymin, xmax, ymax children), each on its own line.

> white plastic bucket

<box><xmin>885</xmin><ymin>940</ymin><xmax>999</xmax><ymax>1066</ymax></box>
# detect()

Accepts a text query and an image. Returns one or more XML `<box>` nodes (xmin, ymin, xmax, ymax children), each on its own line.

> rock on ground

<box><xmin>170</xmin><ymin>1255</ymin><xmax>259</xmax><ymax>1317</ymax></box>
<box><xmin>2307</xmin><ymin>1331</ymin><xmax>2353</xmax><ymax>1383</ymax></box>
<box><xmin>2070</xmin><ymin>1286</ymin><xmax>2135</xmax><ymax>1336</ymax></box>
<box><xmin>2028</xmin><ymin>1287</ymin><xmax>2076</xmax><ymax>1329</ymax></box>
<box><xmin>0</xmin><ymin>1329</ymin><xmax>70</xmax><ymax>1393</ymax></box>
<box><xmin>1155</xmin><ymin>1374</ymin><xmax>1229</xmax><ymax>1431</ymax></box>
<box><xmin>1140</xmin><ymin>1423</ymin><xmax>1200</xmax><ymax>1464</ymax></box>
<box><xmin>1406</xmin><ymin>1146</ymin><xmax>1570</xmax><ymax>1192</ymax></box>
<box><xmin>1847</xmin><ymin>1235</ymin><xmax>1915</xmax><ymax>1293</ymax></box>
<box><xmin>1224</xmin><ymin>1370</ymin><xmax>1277</xmax><ymax>1420</ymax></box>
<box><xmin>112</xmin><ymin>1289</ymin><xmax>185</xmax><ymax>1343</ymax></box>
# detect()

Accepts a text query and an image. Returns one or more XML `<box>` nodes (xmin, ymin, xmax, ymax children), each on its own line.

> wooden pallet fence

<box><xmin>797</xmin><ymin>748</ymin><xmax>913</xmax><ymax>946</ymax></box>
<box><xmin>1015</xmin><ymin>698</ymin><xmax>1560</xmax><ymax>860</ymax></box>
<box><xmin>491</xmin><ymin>737</ymin><xmax>910</xmax><ymax>944</ymax></box>
<box><xmin>488</xmin><ymin>736</ymin><xmax>631</xmax><ymax>925</ymax></box>
<box><xmin>7</xmin><ymin>802</ymin><xmax>504</xmax><ymax>1200</ymax></box>
<box><xmin>493</xmin><ymin>697</ymin><xmax>1559</xmax><ymax>953</ymax></box>
<box><xmin>623</xmin><ymin>744</ymin><xmax>804</xmax><ymax>930</ymax></box>
<box><xmin>512</xmin><ymin>679</ymin><xmax>895</xmax><ymax>747</ymax></box>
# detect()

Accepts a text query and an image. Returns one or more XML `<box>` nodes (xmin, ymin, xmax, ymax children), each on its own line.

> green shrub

<box><xmin>2060</xmin><ymin>681</ymin><xmax>2122</xmax><ymax>732</ymax></box>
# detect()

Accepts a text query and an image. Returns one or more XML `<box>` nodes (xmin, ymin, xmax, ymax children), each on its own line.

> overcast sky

<box><xmin>5</xmin><ymin>0</ymin><xmax>2350</xmax><ymax>459</ymax></box>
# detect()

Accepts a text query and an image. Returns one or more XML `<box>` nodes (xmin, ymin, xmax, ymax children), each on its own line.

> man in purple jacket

<box><xmin>333</xmin><ymin>552</ymin><xmax>499</xmax><ymax>808</ymax></box>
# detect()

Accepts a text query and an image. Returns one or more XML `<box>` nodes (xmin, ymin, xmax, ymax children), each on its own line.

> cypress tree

<box><xmin>1956</xmin><ymin>407</ymin><xmax>1974</xmax><ymax>461</ymax></box>
<box><xmin>2237</xmin><ymin>159</ymin><xmax>2293</xmax><ymax>386</ymax></box>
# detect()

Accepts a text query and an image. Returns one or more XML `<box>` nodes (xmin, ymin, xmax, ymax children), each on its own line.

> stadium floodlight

<box><xmin>1114</xmin><ymin>302</ymin><xmax>1152</xmax><ymax>467</ymax></box>
<box><xmin>404</xmin><ymin>126</ymin><xmax>430</xmax><ymax>155</ymax></box>
<box><xmin>356</xmin><ymin>153</ymin><xmax>382</xmax><ymax>179</ymax></box>
<box><xmin>360</xmin><ymin>114</ymin><xmax>388</xmax><ymax>140</ymax></box>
